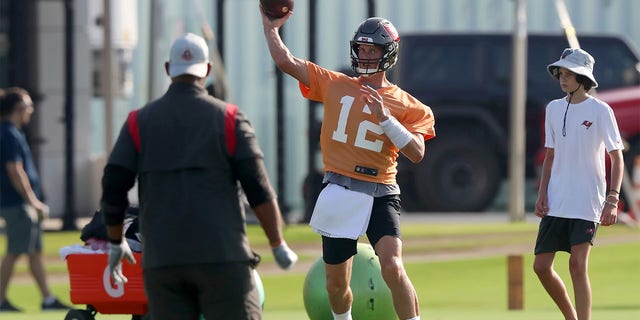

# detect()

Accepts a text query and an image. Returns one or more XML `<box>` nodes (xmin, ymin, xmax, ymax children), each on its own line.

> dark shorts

<box><xmin>322</xmin><ymin>194</ymin><xmax>401</xmax><ymax>264</ymax></box>
<box><xmin>0</xmin><ymin>205</ymin><xmax>42</xmax><ymax>254</ymax></box>
<box><xmin>534</xmin><ymin>216</ymin><xmax>598</xmax><ymax>254</ymax></box>
<box><xmin>143</xmin><ymin>262</ymin><xmax>261</xmax><ymax>320</ymax></box>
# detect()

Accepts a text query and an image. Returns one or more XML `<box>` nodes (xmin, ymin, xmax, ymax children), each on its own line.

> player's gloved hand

<box><xmin>272</xmin><ymin>241</ymin><xmax>298</xmax><ymax>270</ymax></box>
<box><xmin>108</xmin><ymin>240</ymin><xmax>136</xmax><ymax>284</ymax></box>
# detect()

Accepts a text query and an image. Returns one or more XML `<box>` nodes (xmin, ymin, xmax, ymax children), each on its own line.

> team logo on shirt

<box><xmin>581</xmin><ymin>120</ymin><xmax>593</xmax><ymax>129</ymax></box>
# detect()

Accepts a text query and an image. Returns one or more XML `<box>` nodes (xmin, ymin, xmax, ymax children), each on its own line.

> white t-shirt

<box><xmin>544</xmin><ymin>96</ymin><xmax>624</xmax><ymax>222</ymax></box>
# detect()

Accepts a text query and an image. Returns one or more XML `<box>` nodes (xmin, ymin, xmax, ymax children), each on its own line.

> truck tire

<box><xmin>415</xmin><ymin>136</ymin><xmax>501</xmax><ymax>212</ymax></box>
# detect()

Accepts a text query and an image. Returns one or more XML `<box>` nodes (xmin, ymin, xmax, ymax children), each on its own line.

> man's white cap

<box><xmin>547</xmin><ymin>48</ymin><xmax>598</xmax><ymax>88</ymax></box>
<box><xmin>168</xmin><ymin>33</ymin><xmax>209</xmax><ymax>78</ymax></box>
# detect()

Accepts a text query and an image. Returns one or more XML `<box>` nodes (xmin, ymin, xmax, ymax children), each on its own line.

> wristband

<box><xmin>607</xmin><ymin>189</ymin><xmax>620</xmax><ymax>195</ymax></box>
<box><xmin>379</xmin><ymin>116</ymin><xmax>413</xmax><ymax>149</ymax></box>
<box><xmin>604</xmin><ymin>201</ymin><xmax>618</xmax><ymax>208</ymax></box>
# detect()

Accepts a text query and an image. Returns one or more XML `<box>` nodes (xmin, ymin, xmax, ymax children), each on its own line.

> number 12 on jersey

<box><xmin>331</xmin><ymin>96</ymin><xmax>386</xmax><ymax>153</ymax></box>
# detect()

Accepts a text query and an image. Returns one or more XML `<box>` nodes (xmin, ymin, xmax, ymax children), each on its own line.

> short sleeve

<box><xmin>0</xmin><ymin>131</ymin><xmax>21</xmax><ymax>164</ymax></box>
<box><xmin>544</xmin><ymin>102</ymin><xmax>555</xmax><ymax>149</ymax></box>
<box><xmin>299</xmin><ymin>62</ymin><xmax>342</xmax><ymax>102</ymax></box>
<box><xmin>402</xmin><ymin>103</ymin><xmax>436</xmax><ymax>141</ymax></box>
<box><xmin>390</xmin><ymin>90</ymin><xmax>435</xmax><ymax>141</ymax></box>
<box><xmin>600</xmin><ymin>105</ymin><xmax>624</xmax><ymax>152</ymax></box>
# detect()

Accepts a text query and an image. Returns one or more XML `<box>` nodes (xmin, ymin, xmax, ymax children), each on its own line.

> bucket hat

<box><xmin>547</xmin><ymin>48</ymin><xmax>598</xmax><ymax>88</ymax></box>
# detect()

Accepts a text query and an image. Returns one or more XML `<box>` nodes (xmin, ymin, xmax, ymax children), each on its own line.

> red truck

<box><xmin>598</xmin><ymin>85</ymin><xmax>640</xmax><ymax>161</ymax></box>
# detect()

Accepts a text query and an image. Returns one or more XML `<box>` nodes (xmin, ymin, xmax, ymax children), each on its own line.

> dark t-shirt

<box><xmin>107</xmin><ymin>82</ymin><xmax>270</xmax><ymax>268</ymax></box>
<box><xmin>0</xmin><ymin>121</ymin><xmax>41</xmax><ymax>207</ymax></box>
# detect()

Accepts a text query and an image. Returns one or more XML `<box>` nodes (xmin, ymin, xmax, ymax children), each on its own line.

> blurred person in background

<box><xmin>0</xmin><ymin>87</ymin><xmax>71</xmax><ymax>312</ymax></box>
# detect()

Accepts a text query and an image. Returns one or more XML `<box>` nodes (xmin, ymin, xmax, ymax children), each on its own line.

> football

<box><xmin>260</xmin><ymin>0</ymin><xmax>294</xmax><ymax>19</ymax></box>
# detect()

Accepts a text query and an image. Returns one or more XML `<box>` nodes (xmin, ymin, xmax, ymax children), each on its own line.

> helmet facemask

<box><xmin>350</xmin><ymin>42</ymin><xmax>398</xmax><ymax>75</ymax></box>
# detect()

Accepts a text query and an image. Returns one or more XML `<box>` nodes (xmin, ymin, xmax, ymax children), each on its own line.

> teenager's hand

<box><xmin>600</xmin><ymin>203</ymin><xmax>618</xmax><ymax>226</ymax></box>
<box><xmin>534</xmin><ymin>196</ymin><xmax>549</xmax><ymax>218</ymax></box>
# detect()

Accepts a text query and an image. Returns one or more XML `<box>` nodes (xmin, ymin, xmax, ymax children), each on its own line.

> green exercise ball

<box><xmin>303</xmin><ymin>243</ymin><xmax>396</xmax><ymax>320</ymax></box>
<box><xmin>253</xmin><ymin>268</ymin><xmax>265</xmax><ymax>308</ymax></box>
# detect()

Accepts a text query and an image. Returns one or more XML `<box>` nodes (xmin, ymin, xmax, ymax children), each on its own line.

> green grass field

<box><xmin>0</xmin><ymin>219</ymin><xmax>638</xmax><ymax>319</ymax></box>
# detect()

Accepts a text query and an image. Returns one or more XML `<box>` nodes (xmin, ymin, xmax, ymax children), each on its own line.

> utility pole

<box><xmin>147</xmin><ymin>0</ymin><xmax>158</xmax><ymax>101</ymax></box>
<box><xmin>61</xmin><ymin>0</ymin><xmax>76</xmax><ymax>230</ymax></box>
<box><xmin>103</xmin><ymin>0</ymin><xmax>114</xmax><ymax>152</ymax></box>
<box><xmin>508</xmin><ymin>0</ymin><xmax>527</xmax><ymax>222</ymax></box>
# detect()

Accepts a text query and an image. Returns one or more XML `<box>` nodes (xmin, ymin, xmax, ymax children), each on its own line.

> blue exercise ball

<box><xmin>303</xmin><ymin>243</ymin><xmax>396</xmax><ymax>320</ymax></box>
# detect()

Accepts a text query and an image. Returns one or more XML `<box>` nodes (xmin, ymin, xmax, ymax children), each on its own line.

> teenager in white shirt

<box><xmin>534</xmin><ymin>48</ymin><xmax>625</xmax><ymax>320</ymax></box>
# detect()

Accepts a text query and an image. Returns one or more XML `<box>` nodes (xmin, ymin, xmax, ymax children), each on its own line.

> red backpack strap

<box><xmin>127</xmin><ymin>110</ymin><xmax>140</xmax><ymax>153</ymax></box>
<box><xmin>224</xmin><ymin>103</ymin><xmax>238</xmax><ymax>156</ymax></box>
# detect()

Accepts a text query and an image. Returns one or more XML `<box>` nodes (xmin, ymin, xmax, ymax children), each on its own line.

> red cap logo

<box><xmin>181</xmin><ymin>49</ymin><xmax>193</xmax><ymax>61</ymax></box>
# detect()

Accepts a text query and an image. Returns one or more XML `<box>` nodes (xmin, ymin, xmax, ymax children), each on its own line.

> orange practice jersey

<box><xmin>299</xmin><ymin>62</ymin><xmax>435</xmax><ymax>184</ymax></box>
